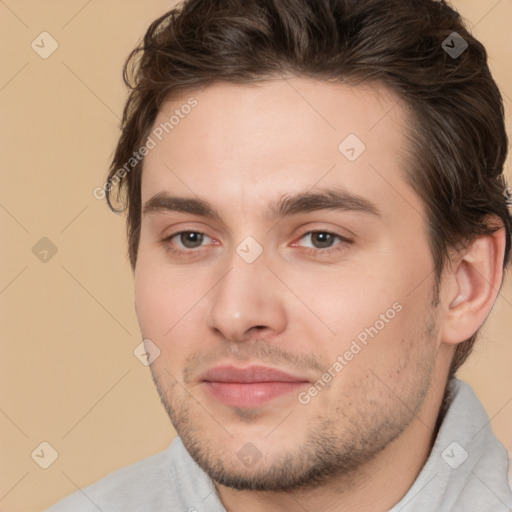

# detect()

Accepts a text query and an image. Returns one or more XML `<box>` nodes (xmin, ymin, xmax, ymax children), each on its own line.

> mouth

<box><xmin>199</xmin><ymin>365</ymin><xmax>310</xmax><ymax>408</ymax></box>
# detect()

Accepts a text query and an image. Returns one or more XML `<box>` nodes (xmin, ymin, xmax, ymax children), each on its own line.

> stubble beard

<box><xmin>148</xmin><ymin>307</ymin><xmax>440</xmax><ymax>492</ymax></box>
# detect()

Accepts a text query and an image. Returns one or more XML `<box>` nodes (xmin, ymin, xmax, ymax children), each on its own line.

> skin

<box><xmin>134</xmin><ymin>77</ymin><xmax>504</xmax><ymax>511</ymax></box>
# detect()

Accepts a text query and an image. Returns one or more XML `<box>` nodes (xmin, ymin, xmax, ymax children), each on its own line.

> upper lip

<box><xmin>200</xmin><ymin>365</ymin><xmax>310</xmax><ymax>383</ymax></box>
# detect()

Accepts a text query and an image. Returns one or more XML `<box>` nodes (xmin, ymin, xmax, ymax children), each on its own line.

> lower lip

<box><xmin>202</xmin><ymin>381</ymin><xmax>308</xmax><ymax>408</ymax></box>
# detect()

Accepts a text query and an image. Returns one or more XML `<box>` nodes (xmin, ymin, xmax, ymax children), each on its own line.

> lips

<box><xmin>200</xmin><ymin>365</ymin><xmax>309</xmax><ymax>383</ymax></box>
<box><xmin>200</xmin><ymin>365</ymin><xmax>310</xmax><ymax>408</ymax></box>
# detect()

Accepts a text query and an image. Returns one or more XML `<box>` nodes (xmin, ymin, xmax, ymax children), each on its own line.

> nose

<box><xmin>205</xmin><ymin>250</ymin><xmax>287</xmax><ymax>343</ymax></box>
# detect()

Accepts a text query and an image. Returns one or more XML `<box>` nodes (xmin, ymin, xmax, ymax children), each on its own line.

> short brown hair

<box><xmin>105</xmin><ymin>0</ymin><xmax>511</xmax><ymax>376</ymax></box>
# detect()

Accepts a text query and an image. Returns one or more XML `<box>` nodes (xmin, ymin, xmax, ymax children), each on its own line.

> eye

<box><xmin>164</xmin><ymin>231</ymin><xmax>214</xmax><ymax>251</ymax></box>
<box><xmin>161</xmin><ymin>229</ymin><xmax>351</xmax><ymax>257</ymax></box>
<box><xmin>293</xmin><ymin>230</ymin><xmax>351</xmax><ymax>253</ymax></box>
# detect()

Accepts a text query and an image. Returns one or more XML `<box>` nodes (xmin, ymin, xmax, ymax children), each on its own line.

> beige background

<box><xmin>0</xmin><ymin>1</ymin><xmax>511</xmax><ymax>511</ymax></box>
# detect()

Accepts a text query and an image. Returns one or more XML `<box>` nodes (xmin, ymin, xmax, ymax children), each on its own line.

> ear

<box><xmin>440</xmin><ymin>221</ymin><xmax>506</xmax><ymax>345</ymax></box>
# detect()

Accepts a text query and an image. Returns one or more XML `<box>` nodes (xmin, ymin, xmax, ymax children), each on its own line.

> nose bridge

<box><xmin>206</xmin><ymin>245</ymin><xmax>286</xmax><ymax>341</ymax></box>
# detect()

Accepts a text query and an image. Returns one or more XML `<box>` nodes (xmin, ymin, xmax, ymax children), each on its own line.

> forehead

<box><xmin>140</xmin><ymin>78</ymin><xmax>421</xmax><ymax>223</ymax></box>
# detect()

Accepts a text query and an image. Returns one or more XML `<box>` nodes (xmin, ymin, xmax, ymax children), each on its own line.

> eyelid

<box><xmin>294</xmin><ymin>222</ymin><xmax>355</xmax><ymax>239</ymax></box>
<box><xmin>160</xmin><ymin>221</ymin><xmax>218</xmax><ymax>243</ymax></box>
<box><xmin>292</xmin><ymin>224</ymin><xmax>353</xmax><ymax>243</ymax></box>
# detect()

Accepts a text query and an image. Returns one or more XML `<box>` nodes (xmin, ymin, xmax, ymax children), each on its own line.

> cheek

<box><xmin>289</xmin><ymin>263</ymin><xmax>431</xmax><ymax>367</ymax></box>
<box><xmin>134</xmin><ymin>247</ymin><xmax>178</xmax><ymax>338</ymax></box>
<box><xmin>134</xmin><ymin>268</ymin><xmax>187</xmax><ymax>376</ymax></box>
<box><xmin>135</xmin><ymin>264</ymin><xmax>159</xmax><ymax>333</ymax></box>
<box><xmin>285</xmin><ymin>265</ymin><xmax>398</xmax><ymax>339</ymax></box>
<box><xmin>134</xmin><ymin>249</ymin><xmax>213</xmax><ymax>362</ymax></box>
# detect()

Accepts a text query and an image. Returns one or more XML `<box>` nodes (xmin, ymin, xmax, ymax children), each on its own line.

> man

<box><xmin>49</xmin><ymin>0</ymin><xmax>512</xmax><ymax>510</ymax></box>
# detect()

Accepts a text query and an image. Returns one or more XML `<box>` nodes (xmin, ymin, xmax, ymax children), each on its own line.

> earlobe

<box><xmin>441</xmin><ymin>224</ymin><xmax>505</xmax><ymax>345</ymax></box>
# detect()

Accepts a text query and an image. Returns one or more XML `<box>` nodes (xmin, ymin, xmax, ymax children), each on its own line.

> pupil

<box><xmin>313</xmin><ymin>232</ymin><xmax>333</xmax><ymax>248</ymax></box>
<box><xmin>182</xmin><ymin>232</ymin><xmax>203</xmax><ymax>248</ymax></box>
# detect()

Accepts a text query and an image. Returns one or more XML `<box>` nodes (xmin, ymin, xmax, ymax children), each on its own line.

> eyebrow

<box><xmin>142</xmin><ymin>187</ymin><xmax>381</xmax><ymax>220</ymax></box>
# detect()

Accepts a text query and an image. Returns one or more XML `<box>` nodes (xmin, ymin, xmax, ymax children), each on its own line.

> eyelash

<box><xmin>160</xmin><ymin>229</ymin><xmax>351</xmax><ymax>257</ymax></box>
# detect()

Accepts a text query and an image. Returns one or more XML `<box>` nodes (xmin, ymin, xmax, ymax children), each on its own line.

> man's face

<box><xmin>135</xmin><ymin>78</ymin><xmax>443</xmax><ymax>490</ymax></box>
